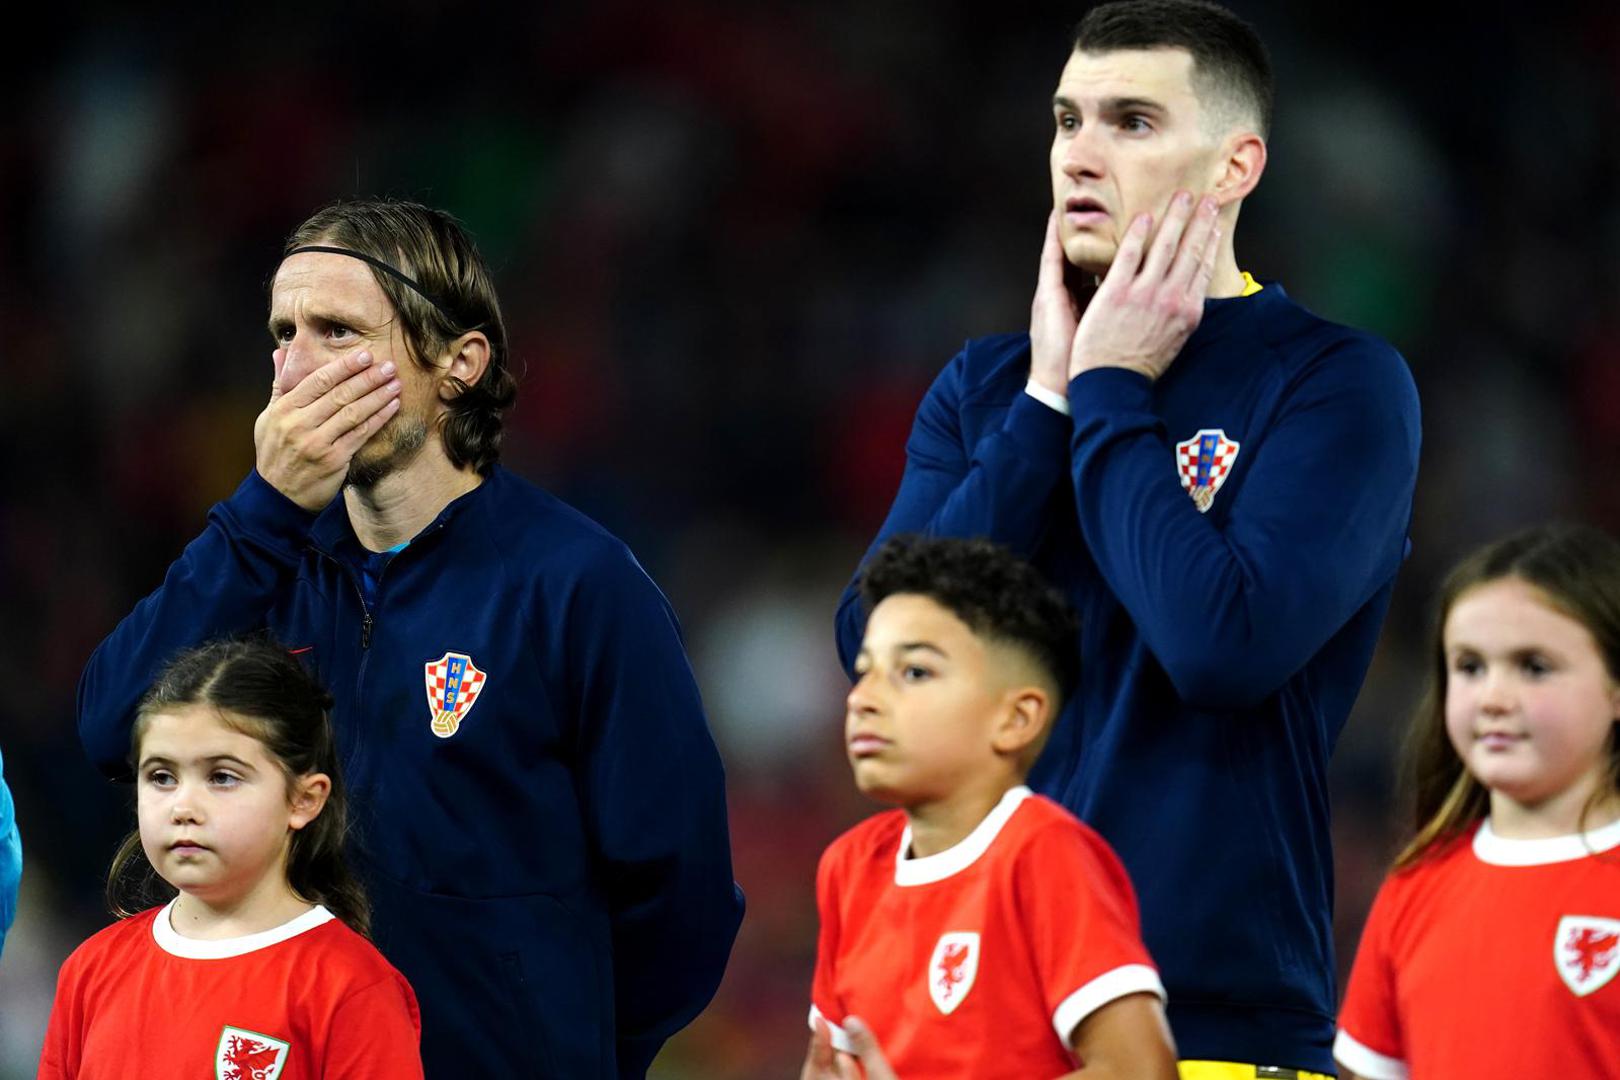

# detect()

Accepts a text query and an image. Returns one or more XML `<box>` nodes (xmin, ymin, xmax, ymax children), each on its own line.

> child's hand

<box><xmin>799</xmin><ymin>1015</ymin><xmax>898</xmax><ymax>1080</ymax></box>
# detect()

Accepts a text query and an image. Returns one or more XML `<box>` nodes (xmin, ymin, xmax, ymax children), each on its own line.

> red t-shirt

<box><xmin>809</xmin><ymin>786</ymin><xmax>1163</xmax><ymax>1078</ymax></box>
<box><xmin>39</xmin><ymin>901</ymin><xmax>423</xmax><ymax>1080</ymax></box>
<box><xmin>1337</xmin><ymin>816</ymin><xmax>1620</xmax><ymax>1080</ymax></box>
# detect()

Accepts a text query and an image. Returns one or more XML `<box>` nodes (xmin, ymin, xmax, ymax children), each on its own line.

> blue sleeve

<box><xmin>0</xmin><ymin>748</ymin><xmax>18</xmax><ymax>957</ymax></box>
<box><xmin>1067</xmin><ymin>347</ymin><xmax>1420</xmax><ymax>709</ymax></box>
<box><xmin>833</xmin><ymin>348</ymin><xmax>1072</xmax><ymax>672</ymax></box>
<box><xmin>76</xmin><ymin>471</ymin><xmax>318</xmax><ymax>777</ymax></box>
<box><xmin>564</xmin><ymin>546</ymin><xmax>744</xmax><ymax>1078</ymax></box>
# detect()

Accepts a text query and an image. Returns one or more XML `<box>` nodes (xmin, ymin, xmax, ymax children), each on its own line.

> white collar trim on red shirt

<box><xmin>151</xmin><ymin>898</ymin><xmax>335</xmax><ymax>959</ymax></box>
<box><xmin>1473</xmin><ymin>815</ymin><xmax>1620</xmax><ymax>867</ymax></box>
<box><xmin>894</xmin><ymin>786</ymin><xmax>1031</xmax><ymax>886</ymax></box>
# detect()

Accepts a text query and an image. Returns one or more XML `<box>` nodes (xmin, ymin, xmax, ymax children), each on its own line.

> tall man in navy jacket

<box><xmin>79</xmin><ymin>199</ymin><xmax>743</xmax><ymax>1078</ymax></box>
<box><xmin>835</xmin><ymin>2</ymin><xmax>1420</xmax><ymax>1075</ymax></box>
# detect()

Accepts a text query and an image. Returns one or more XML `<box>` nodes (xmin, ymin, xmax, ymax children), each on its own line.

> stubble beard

<box><xmin>345</xmin><ymin>411</ymin><xmax>431</xmax><ymax>490</ymax></box>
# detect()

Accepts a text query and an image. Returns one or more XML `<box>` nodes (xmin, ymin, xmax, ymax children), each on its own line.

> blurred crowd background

<box><xmin>2</xmin><ymin>1</ymin><xmax>1617</xmax><ymax>1074</ymax></box>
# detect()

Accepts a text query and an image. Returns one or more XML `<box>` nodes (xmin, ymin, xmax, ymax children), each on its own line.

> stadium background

<box><xmin>1</xmin><ymin>1</ymin><xmax>1616</xmax><ymax>1074</ymax></box>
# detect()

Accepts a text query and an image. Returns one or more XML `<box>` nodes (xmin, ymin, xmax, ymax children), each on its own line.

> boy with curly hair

<box><xmin>805</xmin><ymin>535</ymin><xmax>1176</xmax><ymax>1079</ymax></box>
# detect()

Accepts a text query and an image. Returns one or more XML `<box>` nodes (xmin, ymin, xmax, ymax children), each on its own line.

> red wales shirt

<box><xmin>1336</xmin><ymin>816</ymin><xmax>1620</xmax><ymax>1080</ymax></box>
<box><xmin>809</xmin><ymin>786</ymin><xmax>1164</xmax><ymax>1078</ymax></box>
<box><xmin>39</xmin><ymin>901</ymin><xmax>422</xmax><ymax>1080</ymax></box>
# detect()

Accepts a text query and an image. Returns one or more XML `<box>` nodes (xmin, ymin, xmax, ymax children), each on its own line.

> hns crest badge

<box><xmin>1555</xmin><ymin>915</ymin><xmax>1620</xmax><ymax>997</ymax></box>
<box><xmin>1175</xmin><ymin>428</ymin><xmax>1241</xmax><ymax>513</ymax></box>
<box><xmin>928</xmin><ymin>931</ymin><xmax>980</xmax><ymax>1015</ymax></box>
<box><xmin>424</xmin><ymin>651</ymin><xmax>487</xmax><ymax>738</ymax></box>
<box><xmin>215</xmin><ymin>1026</ymin><xmax>289</xmax><ymax>1080</ymax></box>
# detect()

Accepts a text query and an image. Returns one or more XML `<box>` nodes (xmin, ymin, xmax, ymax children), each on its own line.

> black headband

<box><xmin>284</xmin><ymin>245</ymin><xmax>459</xmax><ymax>323</ymax></box>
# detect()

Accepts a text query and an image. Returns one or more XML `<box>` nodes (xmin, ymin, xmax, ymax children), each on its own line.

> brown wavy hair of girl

<box><xmin>106</xmin><ymin>637</ymin><xmax>371</xmax><ymax>936</ymax></box>
<box><xmin>1396</xmin><ymin>523</ymin><xmax>1620</xmax><ymax>869</ymax></box>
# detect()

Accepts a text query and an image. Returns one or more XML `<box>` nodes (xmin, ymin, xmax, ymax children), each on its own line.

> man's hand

<box><xmin>253</xmin><ymin>349</ymin><xmax>402</xmax><ymax>511</ymax></box>
<box><xmin>1067</xmin><ymin>190</ymin><xmax>1221</xmax><ymax>383</ymax></box>
<box><xmin>800</xmin><ymin>1016</ymin><xmax>898</xmax><ymax>1080</ymax></box>
<box><xmin>1029</xmin><ymin>210</ymin><xmax>1082</xmax><ymax>397</ymax></box>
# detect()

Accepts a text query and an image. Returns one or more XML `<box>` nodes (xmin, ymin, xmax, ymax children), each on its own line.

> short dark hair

<box><xmin>108</xmin><ymin>637</ymin><xmax>372</xmax><ymax>936</ymax></box>
<box><xmin>859</xmin><ymin>535</ymin><xmax>1081</xmax><ymax>705</ymax></box>
<box><xmin>1073</xmin><ymin>0</ymin><xmax>1274</xmax><ymax>137</ymax></box>
<box><xmin>284</xmin><ymin>198</ymin><xmax>517</xmax><ymax>474</ymax></box>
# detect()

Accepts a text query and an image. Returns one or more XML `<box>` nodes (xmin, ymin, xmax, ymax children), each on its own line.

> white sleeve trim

<box><xmin>807</xmin><ymin>1004</ymin><xmax>855</xmax><ymax>1054</ymax></box>
<box><xmin>1024</xmin><ymin>379</ymin><xmax>1071</xmax><ymax>416</ymax></box>
<box><xmin>1333</xmin><ymin>1028</ymin><xmax>1409</xmax><ymax>1080</ymax></box>
<box><xmin>1051</xmin><ymin>963</ymin><xmax>1165</xmax><ymax>1045</ymax></box>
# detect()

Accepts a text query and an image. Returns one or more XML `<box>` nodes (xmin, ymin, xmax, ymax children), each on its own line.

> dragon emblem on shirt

<box><xmin>1555</xmin><ymin>915</ymin><xmax>1620</xmax><ymax>997</ymax></box>
<box><xmin>928</xmin><ymin>931</ymin><xmax>981</xmax><ymax>1015</ymax></box>
<box><xmin>214</xmin><ymin>1027</ymin><xmax>290</xmax><ymax>1080</ymax></box>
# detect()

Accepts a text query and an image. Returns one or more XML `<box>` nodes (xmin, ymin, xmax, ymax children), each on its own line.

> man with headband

<box><xmin>77</xmin><ymin>198</ymin><xmax>744</xmax><ymax>1077</ymax></box>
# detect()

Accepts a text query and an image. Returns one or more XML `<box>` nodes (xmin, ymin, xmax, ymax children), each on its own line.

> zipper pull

<box><xmin>361</xmin><ymin>613</ymin><xmax>374</xmax><ymax>649</ymax></box>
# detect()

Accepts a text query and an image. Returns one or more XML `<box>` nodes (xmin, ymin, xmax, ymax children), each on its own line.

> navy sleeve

<box><xmin>833</xmin><ymin>348</ymin><xmax>1072</xmax><ymax>672</ymax></box>
<box><xmin>1067</xmin><ymin>346</ymin><xmax>1420</xmax><ymax>709</ymax></box>
<box><xmin>75</xmin><ymin>471</ymin><xmax>318</xmax><ymax>777</ymax></box>
<box><xmin>564</xmin><ymin>545</ymin><xmax>744</xmax><ymax>1078</ymax></box>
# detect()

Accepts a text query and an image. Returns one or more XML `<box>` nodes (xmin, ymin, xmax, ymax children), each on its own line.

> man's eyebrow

<box><xmin>265</xmin><ymin>309</ymin><xmax>370</xmax><ymax>336</ymax></box>
<box><xmin>1052</xmin><ymin>94</ymin><xmax>1168</xmax><ymax>114</ymax></box>
<box><xmin>1101</xmin><ymin>96</ymin><xmax>1167</xmax><ymax>114</ymax></box>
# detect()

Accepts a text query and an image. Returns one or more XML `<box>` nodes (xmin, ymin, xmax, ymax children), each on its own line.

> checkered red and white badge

<box><xmin>424</xmin><ymin>651</ymin><xmax>487</xmax><ymax>739</ymax></box>
<box><xmin>1175</xmin><ymin>428</ymin><xmax>1241</xmax><ymax>513</ymax></box>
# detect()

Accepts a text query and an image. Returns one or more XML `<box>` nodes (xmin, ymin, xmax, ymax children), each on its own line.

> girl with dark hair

<box><xmin>40</xmin><ymin>639</ymin><xmax>423</xmax><ymax>1079</ymax></box>
<box><xmin>1336</xmin><ymin>524</ymin><xmax>1620</xmax><ymax>1080</ymax></box>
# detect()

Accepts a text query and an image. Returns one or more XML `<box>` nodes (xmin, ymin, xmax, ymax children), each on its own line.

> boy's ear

<box><xmin>288</xmin><ymin>773</ymin><xmax>332</xmax><ymax>831</ymax></box>
<box><xmin>991</xmin><ymin>687</ymin><xmax>1050</xmax><ymax>757</ymax></box>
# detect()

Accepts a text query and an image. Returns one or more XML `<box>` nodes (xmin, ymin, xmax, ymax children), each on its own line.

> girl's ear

<box><xmin>288</xmin><ymin>773</ymin><xmax>332</xmax><ymax>831</ymax></box>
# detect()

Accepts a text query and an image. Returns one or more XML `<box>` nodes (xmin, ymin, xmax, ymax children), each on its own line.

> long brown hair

<box><xmin>283</xmin><ymin>198</ymin><xmax>517</xmax><ymax>474</ymax></box>
<box><xmin>1396</xmin><ymin>523</ymin><xmax>1620</xmax><ymax>868</ymax></box>
<box><xmin>107</xmin><ymin>638</ymin><xmax>371</xmax><ymax>936</ymax></box>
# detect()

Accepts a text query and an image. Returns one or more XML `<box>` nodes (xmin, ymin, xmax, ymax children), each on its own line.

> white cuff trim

<box><xmin>1024</xmin><ymin>379</ymin><xmax>1071</xmax><ymax>416</ymax></box>
<box><xmin>1051</xmin><ymin>963</ymin><xmax>1165</xmax><ymax>1044</ymax></box>
<box><xmin>1333</xmin><ymin>1028</ymin><xmax>1409</xmax><ymax>1080</ymax></box>
<box><xmin>808</xmin><ymin>1004</ymin><xmax>854</xmax><ymax>1053</ymax></box>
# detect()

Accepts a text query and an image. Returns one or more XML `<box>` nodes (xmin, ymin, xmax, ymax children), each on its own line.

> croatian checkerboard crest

<box><xmin>1175</xmin><ymin>428</ymin><xmax>1240</xmax><ymax>513</ymax></box>
<box><xmin>424</xmin><ymin>651</ymin><xmax>488</xmax><ymax>738</ymax></box>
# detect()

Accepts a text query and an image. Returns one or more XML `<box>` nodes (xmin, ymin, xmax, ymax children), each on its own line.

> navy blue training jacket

<box><xmin>79</xmin><ymin>466</ymin><xmax>744</xmax><ymax>1078</ymax></box>
<box><xmin>835</xmin><ymin>283</ymin><xmax>1421</xmax><ymax>1073</ymax></box>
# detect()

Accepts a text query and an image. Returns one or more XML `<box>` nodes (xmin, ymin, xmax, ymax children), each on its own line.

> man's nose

<box><xmin>1061</xmin><ymin>126</ymin><xmax>1106</xmax><ymax>180</ymax></box>
<box><xmin>280</xmin><ymin>331</ymin><xmax>336</xmax><ymax>388</ymax></box>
